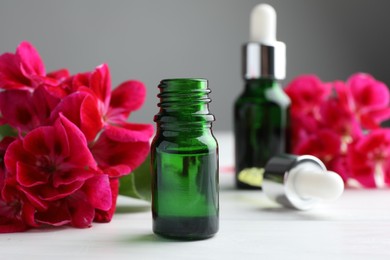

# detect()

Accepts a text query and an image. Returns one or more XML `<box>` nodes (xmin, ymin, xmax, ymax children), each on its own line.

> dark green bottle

<box><xmin>151</xmin><ymin>78</ymin><xmax>219</xmax><ymax>240</ymax></box>
<box><xmin>234</xmin><ymin>78</ymin><xmax>290</xmax><ymax>189</ymax></box>
<box><xmin>234</xmin><ymin>9</ymin><xmax>290</xmax><ymax>188</ymax></box>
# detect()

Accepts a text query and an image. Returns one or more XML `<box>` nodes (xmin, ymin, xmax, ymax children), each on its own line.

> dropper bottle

<box><xmin>234</xmin><ymin>4</ymin><xmax>290</xmax><ymax>189</ymax></box>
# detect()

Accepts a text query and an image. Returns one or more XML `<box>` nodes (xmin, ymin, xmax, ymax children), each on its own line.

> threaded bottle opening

<box><xmin>154</xmin><ymin>78</ymin><xmax>215</xmax><ymax>128</ymax></box>
<box><xmin>157</xmin><ymin>78</ymin><xmax>210</xmax><ymax>103</ymax></box>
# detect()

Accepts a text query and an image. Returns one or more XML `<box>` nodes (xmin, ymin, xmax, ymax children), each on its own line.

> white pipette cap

<box><xmin>243</xmin><ymin>3</ymin><xmax>286</xmax><ymax>80</ymax></box>
<box><xmin>263</xmin><ymin>154</ymin><xmax>344</xmax><ymax>210</ymax></box>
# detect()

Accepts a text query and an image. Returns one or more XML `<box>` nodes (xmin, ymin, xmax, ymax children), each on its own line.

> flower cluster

<box><xmin>0</xmin><ymin>42</ymin><xmax>153</xmax><ymax>232</ymax></box>
<box><xmin>285</xmin><ymin>73</ymin><xmax>390</xmax><ymax>188</ymax></box>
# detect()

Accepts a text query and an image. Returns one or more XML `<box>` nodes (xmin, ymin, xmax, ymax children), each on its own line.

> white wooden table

<box><xmin>1</xmin><ymin>132</ymin><xmax>390</xmax><ymax>260</ymax></box>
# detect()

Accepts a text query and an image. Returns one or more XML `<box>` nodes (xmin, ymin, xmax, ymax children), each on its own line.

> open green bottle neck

<box><xmin>154</xmin><ymin>79</ymin><xmax>215</xmax><ymax>130</ymax></box>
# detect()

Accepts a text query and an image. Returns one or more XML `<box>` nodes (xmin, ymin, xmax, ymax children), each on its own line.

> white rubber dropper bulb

<box><xmin>293</xmin><ymin>170</ymin><xmax>344</xmax><ymax>201</ymax></box>
<box><xmin>250</xmin><ymin>4</ymin><xmax>277</xmax><ymax>43</ymax></box>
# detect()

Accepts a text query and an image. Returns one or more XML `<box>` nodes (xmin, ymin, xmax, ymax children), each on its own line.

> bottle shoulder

<box><xmin>152</xmin><ymin>131</ymin><xmax>218</xmax><ymax>153</ymax></box>
<box><xmin>235</xmin><ymin>84</ymin><xmax>290</xmax><ymax>108</ymax></box>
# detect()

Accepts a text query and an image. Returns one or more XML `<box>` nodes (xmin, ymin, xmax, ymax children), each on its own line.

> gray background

<box><xmin>1</xmin><ymin>0</ymin><xmax>389</xmax><ymax>130</ymax></box>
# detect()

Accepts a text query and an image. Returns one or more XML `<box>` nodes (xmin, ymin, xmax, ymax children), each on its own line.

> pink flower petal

<box><xmin>47</xmin><ymin>69</ymin><xmax>70</xmax><ymax>82</ymax></box>
<box><xmin>51</xmin><ymin>92</ymin><xmax>103</xmax><ymax>142</ymax></box>
<box><xmin>6</xmin><ymin>184</ymin><xmax>47</xmax><ymax>210</ymax></box>
<box><xmin>21</xmin><ymin>201</ymin><xmax>38</xmax><ymax>227</ymax></box>
<box><xmin>89</xmin><ymin>64</ymin><xmax>111</xmax><ymax>112</ymax></box>
<box><xmin>91</xmin><ymin>130</ymin><xmax>150</xmax><ymax>177</ymax></box>
<box><xmin>320</xmin><ymin>97</ymin><xmax>362</xmax><ymax>139</ymax></box>
<box><xmin>35</xmin><ymin>201</ymin><xmax>71</xmax><ymax>227</ymax></box>
<box><xmin>360</xmin><ymin>107</ymin><xmax>390</xmax><ymax>129</ymax></box>
<box><xmin>104</xmin><ymin>123</ymin><xmax>154</xmax><ymax>142</ymax></box>
<box><xmin>52</xmin><ymin>168</ymin><xmax>95</xmax><ymax>188</ymax></box>
<box><xmin>347</xmin><ymin>73</ymin><xmax>389</xmax><ymax>110</ymax></box>
<box><xmin>16</xmin><ymin>41</ymin><xmax>45</xmax><ymax>78</ymax></box>
<box><xmin>290</xmin><ymin>112</ymin><xmax>320</xmax><ymax>149</ymax></box>
<box><xmin>16</xmin><ymin>161</ymin><xmax>49</xmax><ymax>187</ymax></box>
<box><xmin>347</xmin><ymin>129</ymin><xmax>390</xmax><ymax>188</ymax></box>
<box><xmin>329</xmin><ymin>156</ymin><xmax>350</xmax><ymax>183</ymax></box>
<box><xmin>0</xmin><ymin>137</ymin><xmax>15</xmax><ymax>188</ymax></box>
<box><xmin>35</xmin><ymin>180</ymin><xmax>84</xmax><ymax>201</ymax></box>
<box><xmin>83</xmin><ymin>175</ymin><xmax>112</xmax><ymax>211</ymax></box>
<box><xmin>0</xmin><ymin>89</ymin><xmax>40</xmax><ymax>131</ymax></box>
<box><xmin>0</xmin><ymin>197</ymin><xmax>28</xmax><ymax>233</ymax></box>
<box><xmin>67</xmin><ymin>191</ymin><xmax>95</xmax><ymax>228</ymax></box>
<box><xmin>295</xmin><ymin>129</ymin><xmax>341</xmax><ymax>163</ymax></box>
<box><xmin>0</xmin><ymin>185</ymin><xmax>39</xmax><ymax>231</ymax></box>
<box><xmin>94</xmin><ymin>178</ymin><xmax>118</xmax><ymax>223</ymax></box>
<box><xmin>285</xmin><ymin>75</ymin><xmax>330</xmax><ymax>115</ymax></box>
<box><xmin>0</xmin><ymin>53</ymin><xmax>29</xmax><ymax>89</ymax></box>
<box><xmin>80</xmin><ymin>94</ymin><xmax>104</xmax><ymax>142</ymax></box>
<box><xmin>347</xmin><ymin>143</ymin><xmax>376</xmax><ymax>188</ymax></box>
<box><xmin>344</xmin><ymin>73</ymin><xmax>390</xmax><ymax>128</ymax></box>
<box><xmin>33</xmin><ymin>85</ymin><xmax>64</xmax><ymax>120</ymax></box>
<box><xmin>50</xmin><ymin>92</ymin><xmax>84</xmax><ymax>127</ymax></box>
<box><xmin>355</xmin><ymin>129</ymin><xmax>390</xmax><ymax>152</ymax></box>
<box><xmin>0</xmin><ymin>214</ymin><xmax>28</xmax><ymax>233</ymax></box>
<box><xmin>0</xmin><ymin>220</ymin><xmax>28</xmax><ymax>233</ymax></box>
<box><xmin>68</xmin><ymin>72</ymin><xmax>91</xmax><ymax>93</ymax></box>
<box><xmin>102</xmin><ymin>165</ymin><xmax>131</xmax><ymax>178</ymax></box>
<box><xmin>107</xmin><ymin>80</ymin><xmax>146</xmax><ymax>123</ymax></box>
<box><xmin>57</xmin><ymin>115</ymin><xmax>97</xmax><ymax>169</ymax></box>
<box><xmin>22</xmin><ymin>126</ymin><xmax>59</xmax><ymax>156</ymax></box>
<box><xmin>5</xmin><ymin>139</ymin><xmax>35</xmax><ymax>177</ymax></box>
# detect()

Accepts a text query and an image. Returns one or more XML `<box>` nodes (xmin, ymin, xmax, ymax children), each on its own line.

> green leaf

<box><xmin>119</xmin><ymin>154</ymin><xmax>152</xmax><ymax>201</ymax></box>
<box><xmin>0</xmin><ymin>124</ymin><xmax>17</xmax><ymax>139</ymax></box>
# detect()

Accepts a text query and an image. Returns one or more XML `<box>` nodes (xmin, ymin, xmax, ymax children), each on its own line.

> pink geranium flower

<box><xmin>0</xmin><ymin>137</ymin><xmax>31</xmax><ymax>233</ymax></box>
<box><xmin>0</xmin><ymin>41</ymin><xmax>45</xmax><ymax>90</ymax></box>
<box><xmin>51</xmin><ymin>64</ymin><xmax>154</xmax><ymax>177</ymax></box>
<box><xmin>346</xmin><ymin>73</ymin><xmax>390</xmax><ymax>129</ymax></box>
<box><xmin>0</xmin><ymin>41</ymin><xmax>64</xmax><ymax>90</ymax></box>
<box><xmin>348</xmin><ymin>129</ymin><xmax>390</xmax><ymax>188</ymax></box>
<box><xmin>294</xmin><ymin>129</ymin><xmax>341</xmax><ymax>166</ymax></box>
<box><xmin>5</xmin><ymin>115</ymin><xmax>99</xmax><ymax>202</ymax></box>
<box><xmin>286</xmin><ymin>73</ymin><xmax>390</xmax><ymax>188</ymax></box>
<box><xmin>320</xmin><ymin>90</ymin><xmax>362</xmax><ymax>150</ymax></box>
<box><xmin>0</xmin><ymin>41</ymin><xmax>153</xmax><ymax>232</ymax></box>
<box><xmin>49</xmin><ymin>65</ymin><xmax>154</xmax><ymax>222</ymax></box>
<box><xmin>285</xmin><ymin>75</ymin><xmax>331</xmax><ymax>116</ymax></box>
<box><xmin>72</xmin><ymin>63</ymin><xmax>148</xmax><ymax>126</ymax></box>
<box><xmin>0</xmin><ymin>86</ymin><xmax>62</xmax><ymax>133</ymax></box>
<box><xmin>285</xmin><ymin>75</ymin><xmax>331</xmax><ymax>148</ymax></box>
<box><xmin>3</xmin><ymin>115</ymin><xmax>111</xmax><ymax>227</ymax></box>
<box><xmin>0</xmin><ymin>185</ymin><xmax>34</xmax><ymax>233</ymax></box>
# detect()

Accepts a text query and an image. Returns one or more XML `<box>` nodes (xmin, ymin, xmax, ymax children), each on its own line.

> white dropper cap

<box><xmin>290</xmin><ymin>163</ymin><xmax>344</xmax><ymax>201</ymax></box>
<box><xmin>263</xmin><ymin>155</ymin><xmax>344</xmax><ymax>210</ymax></box>
<box><xmin>250</xmin><ymin>4</ymin><xmax>277</xmax><ymax>43</ymax></box>
<box><xmin>243</xmin><ymin>3</ymin><xmax>285</xmax><ymax>80</ymax></box>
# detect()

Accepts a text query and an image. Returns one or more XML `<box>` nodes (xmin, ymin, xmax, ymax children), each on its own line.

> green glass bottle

<box><xmin>234</xmin><ymin>78</ymin><xmax>290</xmax><ymax>189</ymax></box>
<box><xmin>151</xmin><ymin>78</ymin><xmax>219</xmax><ymax>240</ymax></box>
<box><xmin>235</xmin><ymin>4</ymin><xmax>290</xmax><ymax>189</ymax></box>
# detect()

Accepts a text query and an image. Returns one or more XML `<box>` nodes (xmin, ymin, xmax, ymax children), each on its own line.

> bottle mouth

<box><xmin>155</xmin><ymin>78</ymin><xmax>215</xmax><ymax>126</ymax></box>
<box><xmin>159</xmin><ymin>78</ymin><xmax>209</xmax><ymax>92</ymax></box>
<box><xmin>160</xmin><ymin>78</ymin><xmax>207</xmax><ymax>83</ymax></box>
<box><xmin>157</xmin><ymin>78</ymin><xmax>211</xmax><ymax>100</ymax></box>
